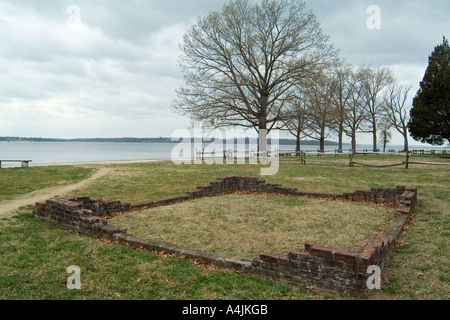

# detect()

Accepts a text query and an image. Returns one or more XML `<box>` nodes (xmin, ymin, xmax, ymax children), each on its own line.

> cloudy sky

<box><xmin>0</xmin><ymin>0</ymin><xmax>449</xmax><ymax>146</ymax></box>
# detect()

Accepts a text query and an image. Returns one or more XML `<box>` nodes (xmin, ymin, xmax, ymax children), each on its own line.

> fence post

<box><xmin>349</xmin><ymin>151</ymin><xmax>354</xmax><ymax>167</ymax></box>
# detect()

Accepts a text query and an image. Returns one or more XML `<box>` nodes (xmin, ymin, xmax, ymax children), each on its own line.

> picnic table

<box><xmin>0</xmin><ymin>160</ymin><xmax>32</xmax><ymax>168</ymax></box>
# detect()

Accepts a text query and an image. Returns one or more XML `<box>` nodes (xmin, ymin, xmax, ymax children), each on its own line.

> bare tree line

<box><xmin>283</xmin><ymin>61</ymin><xmax>411</xmax><ymax>153</ymax></box>
<box><xmin>173</xmin><ymin>0</ymin><xmax>412</xmax><ymax>154</ymax></box>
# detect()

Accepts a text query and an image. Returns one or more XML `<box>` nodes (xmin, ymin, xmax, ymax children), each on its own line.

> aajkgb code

<box><xmin>225</xmin><ymin>305</ymin><xmax>268</xmax><ymax>316</ymax></box>
<box><xmin>182</xmin><ymin>304</ymin><xmax>268</xmax><ymax>317</ymax></box>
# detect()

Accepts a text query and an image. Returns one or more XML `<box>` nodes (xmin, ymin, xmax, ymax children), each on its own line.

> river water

<box><xmin>0</xmin><ymin>141</ymin><xmax>447</xmax><ymax>167</ymax></box>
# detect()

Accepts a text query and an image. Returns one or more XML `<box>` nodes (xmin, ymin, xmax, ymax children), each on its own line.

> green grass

<box><xmin>0</xmin><ymin>166</ymin><xmax>94</xmax><ymax>201</ymax></box>
<box><xmin>70</xmin><ymin>156</ymin><xmax>449</xmax><ymax>202</ymax></box>
<box><xmin>0</xmin><ymin>157</ymin><xmax>449</xmax><ymax>300</ymax></box>
<box><xmin>0</xmin><ymin>207</ymin><xmax>324</xmax><ymax>300</ymax></box>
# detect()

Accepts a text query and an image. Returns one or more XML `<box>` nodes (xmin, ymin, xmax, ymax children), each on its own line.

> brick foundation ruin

<box><xmin>33</xmin><ymin>176</ymin><xmax>417</xmax><ymax>296</ymax></box>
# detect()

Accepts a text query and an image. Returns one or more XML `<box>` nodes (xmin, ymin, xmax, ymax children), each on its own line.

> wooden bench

<box><xmin>0</xmin><ymin>160</ymin><xmax>32</xmax><ymax>168</ymax></box>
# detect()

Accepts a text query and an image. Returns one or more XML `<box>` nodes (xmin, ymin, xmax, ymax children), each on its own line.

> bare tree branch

<box><xmin>172</xmin><ymin>0</ymin><xmax>336</xmax><ymax>138</ymax></box>
<box><xmin>384</xmin><ymin>83</ymin><xmax>412</xmax><ymax>151</ymax></box>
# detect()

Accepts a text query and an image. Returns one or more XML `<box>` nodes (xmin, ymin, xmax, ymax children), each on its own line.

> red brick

<box><xmin>308</xmin><ymin>245</ymin><xmax>334</xmax><ymax>258</ymax></box>
<box><xmin>288</xmin><ymin>249</ymin><xmax>303</xmax><ymax>260</ymax></box>
<box><xmin>321</xmin><ymin>258</ymin><xmax>345</xmax><ymax>268</ymax></box>
<box><xmin>259</xmin><ymin>253</ymin><xmax>285</xmax><ymax>264</ymax></box>
<box><xmin>333</xmin><ymin>250</ymin><xmax>358</xmax><ymax>263</ymax></box>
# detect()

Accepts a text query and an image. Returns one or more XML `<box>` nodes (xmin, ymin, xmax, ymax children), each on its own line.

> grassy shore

<box><xmin>0</xmin><ymin>166</ymin><xmax>94</xmax><ymax>201</ymax></box>
<box><xmin>0</xmin><ymin>156</ymin><xmax>448</xmax><ymax>300</ymax></box>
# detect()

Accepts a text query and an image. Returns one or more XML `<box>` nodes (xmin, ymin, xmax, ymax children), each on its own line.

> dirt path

<box><xmin>0</xmin><ymin>167</ymin><xmax>112</xmax><ymax>219</ymax></box>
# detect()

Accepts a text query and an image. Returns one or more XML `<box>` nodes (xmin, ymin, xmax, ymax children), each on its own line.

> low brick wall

<box><xmin>130</xmin><ymin>176</ymin><xmax>414</xmax><ymax>209</ymax></box>
<box><xmin>34</xmin><ymin>196</ymin><xmax>130</xmax><ymax>237</ymax></box>
<box><xmin>33</xmin><ymin>176</ymin><xmax>417</xmax><ymax>297</ymax></box>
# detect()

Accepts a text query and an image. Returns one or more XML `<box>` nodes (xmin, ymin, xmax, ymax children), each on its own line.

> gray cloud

<box><xmin>0</xmin><ymin>0</ymin><xmax>448</xmax><ymax>142</ymax></box>
<box><xmin>309</xmin><ymin>0</ymin><xmax>449</xmax><ymax>66</ymax></box>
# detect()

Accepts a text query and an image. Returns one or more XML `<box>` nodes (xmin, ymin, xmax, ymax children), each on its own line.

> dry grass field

<box><xmin>111</xmin><ymin>193</ymin><xmax>395</xmax><ymax>258</ymax></box>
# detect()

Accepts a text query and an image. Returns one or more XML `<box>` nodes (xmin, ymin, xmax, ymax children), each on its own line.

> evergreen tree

<box><xmin>409</xmin><ymin>37</ymin><xmax>450</xmax><ymax>145</ymax></box>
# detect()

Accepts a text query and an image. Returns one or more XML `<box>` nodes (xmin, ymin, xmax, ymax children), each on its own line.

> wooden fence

<box><xmin>195</xmin><ymin>149</ymin><xmax>277</xmax><ymax>161</ymax></box>
<box><xmin>194</xmin><ymin>147</ymin><xmax>450</xmax><ymax>169</ymax></box>
<box><xmin>295</xmin><ymin>149</ymin><xmax>450</xmax><ymax>169</ymax></box>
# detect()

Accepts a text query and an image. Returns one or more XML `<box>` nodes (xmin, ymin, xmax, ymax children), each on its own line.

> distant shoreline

<box><xmin>1</xmin><ymin>137</ymin><xmax>448</xmax><ymax>150</ymax></box>
<box><xmin>0</xmin><ymin>137</ymin><xmax>340</xmax><ymax>146</ymax></box>
<box><xmin>1</xmin><ymin>137</ymin><xmax>176</xmax><ymax>143</ymax></box>
<box><xmin>29</xmin><ymin>159</ymin><xmax>169</xmax><ymax>167</ymax></box>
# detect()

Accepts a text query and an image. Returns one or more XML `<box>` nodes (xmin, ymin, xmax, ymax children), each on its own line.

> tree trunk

<box><xmin>258</xmin><ymin>116</ymin><xmax>268</xmax><ymax>156</ymax></box>
<box><xmin>258</xmin><ymin>129</ymin><xmax>267</xmax><ymax>155</ymax></box>
<box><xmin>404</xmin><ymin>138</ymin><xmax>409</xmax><ymax>154</ymax></box>
<box><xmin>258</xmin><ymin>93</ymin><xmax>269</xmax><ymax>155</ymax></box>
<box><xmin>351</xmin><ymin>131</ymin><xmax>357</xmax><ymax>153</ymax></box>
<box><xmin>296</xmin><ymin>130</ymin><xmax>301</xmax><ymax>154</ymax></box>
<box><xmin>319</xmin><ymin>127</ymin><xmax>325</xmax><ymax>153</ymax></box>
<box><xmin>372</xmin><ymin>119</ymin><xmax>378</xmax><ymax>152</ymax></box>
<box><xmin>338</xmin><ymin>124</ymin><xmax>344</xmax><ymax>153</ymax></box>
<box><xmin>403</xmin><ymin>127</ymin><xmax>409</xmax><ymax>169</ymax></box>
<box><xmin>403</xmin><ymin>128</ymin><xmax>409</xmax><ymax>153</ymax></box>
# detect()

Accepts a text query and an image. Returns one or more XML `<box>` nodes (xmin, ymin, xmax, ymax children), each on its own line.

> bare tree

<box><xmin>384</xmin><ymin>83</ymin><xmax>412</xmax><ymax>153</ymax></box>
<box><xmin>359</xmin><ymin>65</ymin><xmax>395</xmax><ymax>152</ymax></box>
<box><xmin>342</xmin><ymin>69</ymin><xmax>369</xmax><ymax>152</ymax></box>
<box><xmin>172</xmin><ymin>0</ymin><xmax>336</xmax><ymax>151</ymax></box>
<box><xmin>304</xmin><ymin>71</ymin><xmax>337</xmax><ymax>152</ymax></box>
<box><xmin>378</xmin><ymin>120</ymin><xmax>392</xmax><ymax>153</ymax></box>
<box><xmin>283</xmin><ymin>90</ymin><xmax>311</xmax><ymax>153</ymax></box>
<box><xmin>330</xmin><ymin>60</ymin><xmax>354</xmax><ymax>153</ymax></box>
